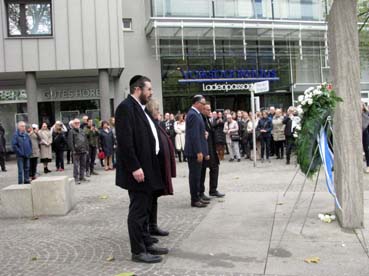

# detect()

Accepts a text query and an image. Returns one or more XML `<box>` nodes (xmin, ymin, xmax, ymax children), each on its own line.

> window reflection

<box><xmin>26</xmin><ymin>4</ymin><xmax>52</xmax><ymax>35</ymax></box>
<box><xmin>6</xmin><ymin>1</ymin><xmax>52</xmax><ymax>37</ymax></box>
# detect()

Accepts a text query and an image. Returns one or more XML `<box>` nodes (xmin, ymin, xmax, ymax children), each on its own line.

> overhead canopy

<box><xmin>145</xmin><ymin>17</ymin><xmax>328</xmax><ymax>41</ymax></box>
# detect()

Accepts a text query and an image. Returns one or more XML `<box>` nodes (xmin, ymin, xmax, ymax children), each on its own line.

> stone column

<box><xmin>25</xmin><ymin>72</ymin><xmax>38</xmax><ymax>125</ymax></box>
<box><xmin>54</xmin><ymin>101</ymin><xmax>61</xmax><ymax>122</ymax></box>
<box><xmin>328</xmin><ymin>0</ymin><xmax>363</xmax><ymax>229</ymax></box>
<box><xmin>99</xmin><ymin>69</ymin><xmax>110</xmax><ymax>121</ymax></box>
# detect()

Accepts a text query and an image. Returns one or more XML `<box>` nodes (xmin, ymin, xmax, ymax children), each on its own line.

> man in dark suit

<box><xmin>200</xmin><ymin>103</ymin><xmax>225</xmax><ymax>199</ymax></box>
<box><xmin>115</xmin><ymin>75</ymin><xmax>168</xmax><ymax>264</ymax></box>
<box><xmin>184</xmin><ymin>95</ymin><xmax>210</xmax><ymax>208</ymax></box>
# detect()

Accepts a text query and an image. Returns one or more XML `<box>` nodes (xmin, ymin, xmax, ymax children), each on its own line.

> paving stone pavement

<box><xmin>0</xmin><ymin>156</ymin><xmax>368</xmax><ymax>276</ymax></box>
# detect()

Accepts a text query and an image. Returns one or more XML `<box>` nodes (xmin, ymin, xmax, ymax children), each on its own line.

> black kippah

<box><xmin>129</xmin><ymin>75</ymin><xmax>143</xmax><ymax>86</ymax></box>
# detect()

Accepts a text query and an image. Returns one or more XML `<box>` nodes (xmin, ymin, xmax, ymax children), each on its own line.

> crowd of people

<box><xmin>159</xmin><ymin>105</ymin><xmax>300</xmax><ymax>166</ymax></box>
<box><xmin>4</xmin><ymin>116</ymin><xmax>117</xmax><ymax>184</ymax></box>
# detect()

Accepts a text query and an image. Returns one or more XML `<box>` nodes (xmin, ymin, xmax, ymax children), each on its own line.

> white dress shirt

<box><xmin>131</xmin><ymin>95</ymin><xmax>160</xmax><ymax>155</ymax></box>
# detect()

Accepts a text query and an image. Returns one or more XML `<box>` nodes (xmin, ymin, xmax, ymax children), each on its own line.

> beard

<box><xmin>139</xmin><ymin>92</ymin><xmax>151</xmax><ymax>105</ymax></box>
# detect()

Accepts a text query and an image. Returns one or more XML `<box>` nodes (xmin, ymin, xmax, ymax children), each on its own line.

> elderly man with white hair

<box><xmin>12</xmin><ymin>121</ymin><xmax>32</xmax><ymax>184</ymax></box>
<box><xmin>68</xmin><ymin>118</ymin><xmax>89</xmax><ymax>184</ymax></box>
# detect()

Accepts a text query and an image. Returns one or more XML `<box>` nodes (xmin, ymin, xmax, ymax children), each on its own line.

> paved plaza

<box><xmin>0</xmin><ymin>157</ymin><xmax>369</xmax><ymax>276</ymax></box>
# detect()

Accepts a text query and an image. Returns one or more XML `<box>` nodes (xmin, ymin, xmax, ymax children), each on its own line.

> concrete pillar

<box><xmin>99</xmin><ymin>69</ymin><xmax>110</xmax><ymax>121</ymax></box>
<box><xmin>25</xmin><ymin>72</ymin><xmax>38</xmax><ymax>125</ymax></box>
<box><xmin>54</xmin><ymin>101</ymin><xmax>61</xmax><ymax>122</ymax></box>
<box><xmin>328</xmin><ymin>0</ymin><xmax>363</xmax><ymax>229</ymax></box>
<box><xmin>114</xmin><ymin>77</ymin><xmax>126</xmax><ymax>111</ymax></box>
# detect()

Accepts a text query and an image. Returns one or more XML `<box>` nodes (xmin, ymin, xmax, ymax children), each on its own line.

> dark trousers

<box><xmin>30</xmin><ymin>157</ymin><xmax>38</xmax><ymax>177</ymax></box>
<box><xmin>128</xmin><ymin>191</ymin><xmax>153</xmax><ymax>254</ymax></box>
<box><xmin>88</xmin><ymin>146</ymin><xmax>97</xmax><ymax>173</ymax></box>
<box><xmin>55</xmin><ymin>150</ymin><xmax>64</xmax><ymax>169</ymax></box>
<box><xmin>200</xmin><ymin>162</ymin><xmax>219</xmax><ymax>195</ymax></box>
<box><xmin>17</xmin><ymin>157</ymin><xmax>30</xmax><ymax>184</ymax></box>
<box><xmin>177</xmin><ymin>150</ymin><xmax>186</xmax><ymax>162</ymax></box>
<box><xmin>363</xmin><ymin>128</ymin><xmax>369</xmax><ymax>166</ymax></box>
<box><xmin>270</xmin><ymin>135</ymin><xmax>275</xmax><ymax>156</ymax></box>
<box><xmin>260</xmin><ymin>135</ymin><xmax>271</xmax><ymax>159</ymax></box>
<box><xmin>149</xmin><ymin>194</ymin><xmax>159</xmax><ymax>227</ymax></box>
<box><xmin>286</xmin><ymin>136</ymin><xmax>295</xmax><ymax>162</ymax></box>
<box><xmin>0</xmin><ymin>152</ymin><xmax>5</xmax><ymax>171</ymax></box>
<box><xmin>67</xmin><ymin>150</ymin><xmax>71</xmax><ymax>164</ymax></box>
<box><xmin>187</xmin><ymin>157</ymin><xmax>202</xmax><ymax>202</ymax></box>
<box><xmin>73</xmin><ymin>152</ymin><xmax>87</xmax><ymax>181</ymax></box>
<box><xmin>275</xmin><ymin>140</ymin><xmax>285</xmax><ymax>158</ymax></box>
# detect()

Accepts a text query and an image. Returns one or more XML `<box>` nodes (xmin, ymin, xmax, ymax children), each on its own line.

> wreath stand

<box><xmin>276</xmin><ymin>118</ymin><xmax>369</xmax><ymax>256</ymax></box>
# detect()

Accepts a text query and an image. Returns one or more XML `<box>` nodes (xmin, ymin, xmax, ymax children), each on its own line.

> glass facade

<box><xmin>151</xmin><ymin>0</ymin><xmax>329</xmax><ymax>21</ymax></box>
<box><xmin>160</xmin><ymin>39</ymin><xmax>326</xmax><ymax>113</ymax></box>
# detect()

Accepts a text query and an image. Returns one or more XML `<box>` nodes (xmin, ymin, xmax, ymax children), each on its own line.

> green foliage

<box><xmin>295</xmin><ymin>84</ymin><xmax>342</xmax><ymax>178</ymax></box>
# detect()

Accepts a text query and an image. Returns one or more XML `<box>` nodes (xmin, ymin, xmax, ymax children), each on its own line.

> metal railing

<box><xmin>151</xmin><ymin>0</ymin><xmax>330</xmax><ymax>21</ymax></box>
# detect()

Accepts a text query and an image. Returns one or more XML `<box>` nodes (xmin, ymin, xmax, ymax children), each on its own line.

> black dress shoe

<box><xmin>146</xmin><ymin>245</ymin><xmax>169</xmax><ymax>255</ymax></box>
<box><xmin>191</xmin><ymin>201</ymin><xmax>207</xmax><ymax>208</ymax></box>
<box><xmin>132</xmin><ymin>252</ymin><xmax>162</xmax><ymax>263</ymax></box>
<box><xmin>148</xmin><ymin>236</ymin><xmax>159</xmax><ymax>244</ymax></box>
<box><xmin>150</xmin><ymin>226</ymin><xmax>169</xmax><ymax>237</ymax></box>
<box><xmin>210</xmin><ymin>191</ymin><xmax>225</xmax><ymax>198</ymax></box>
<box><xmin>199</xmin><ymin>199</ymin><xmax>210</xmax><ymax>205</ymax></box>
<box><xmin>200</xmin><ymin>194</ymin><xmax>211</xmax><ymax>201</ymax></box>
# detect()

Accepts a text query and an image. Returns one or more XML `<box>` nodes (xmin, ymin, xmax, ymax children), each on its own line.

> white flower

<box><xmin>298</xmin><ymin>95</ymin><xmax>305</xmax><ymax>102</ymax></box>
<box><xmin>296</xmin><ymin>106</ymin><xmax>304</xmax><ymax>115</ymax></box>
<box><xmin>296</xmin><ymin>125</ymin><xmax>302</xmax><ymax>131</ymax></box>
<box><xmin>304</xmin><ymin>87</ymin><xmax>314</xmax><ymax>95</ymax></box>
<box><xmin>305</xmin><ymin>93</ymin><xmax>312</xmax><ymax>99</ymax></box>
<box><xmin>312</xmin><ymin>89</ymin><xmax>320</xmax><ymax>96</ymax></box>
<box><xmin>293</xmin><ymin>133</ymin><xmax>299</xmax><ymax>138</ymax></box>
<box><xmin>301</xmin><ymin>100</ymin><xmax>307</xmax><ymax>105</ymax></box>
<box><xmin>307</xmin><ymin>99</ymin><xmax>313</xmax><ymax>105</ymax></box>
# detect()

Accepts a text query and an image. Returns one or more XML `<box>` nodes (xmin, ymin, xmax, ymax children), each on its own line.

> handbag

<box><xmin>98</xmin><ymin>151</ymin><xmax>105</xmax><ymax>160</ymax></box>
<box><xmin>230</xmin><ymin>132</ymin><xmax>240</xmax><ymax>141</ymax></box>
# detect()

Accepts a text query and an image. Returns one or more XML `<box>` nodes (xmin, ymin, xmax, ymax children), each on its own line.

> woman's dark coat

<box><xmin>213</xmin><ymin>119</ymin><xmax>226</xmax><ymax>145</ymax></box>
<box><xmin>52</xmin><ymin>131</ymin><xmax>68</xmax><ymax>152</ymax></box>
<box><xmin>99</xmin><ymin>129</ymin><xmax>115</xmax><ymax>157</ymax></box>
<box><xmin>157</xmin><ymin>123</ymin><xmax>176</xmax><ymax>196</ymax></box>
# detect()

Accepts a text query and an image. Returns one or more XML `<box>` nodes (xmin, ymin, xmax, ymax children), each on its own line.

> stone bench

<box><xmin>31</xmin><ymin>176</ymin><xmax>76</xmax><ymax>216</ymax></box>
<box><xmin>0</xmin><ymin>176</ymin><xmax>76</xmax><ymax>218</ymax></box>
<box><xmin>0</xmin><ymin>184</ymin><xmax>33</xmax><ymax>218</ymax></box>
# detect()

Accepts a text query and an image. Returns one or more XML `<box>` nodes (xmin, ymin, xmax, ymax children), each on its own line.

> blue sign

<box><xmin>178</xmin><ymin>68</ymin><xmax>279</xmax><ymax>84</ymax></box>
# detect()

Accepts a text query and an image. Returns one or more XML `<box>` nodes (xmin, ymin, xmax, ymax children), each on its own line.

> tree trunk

<box><xmin>328</xmin><ymin>0</ymin><xmax>364</xmax><ymax>229</ymax></box>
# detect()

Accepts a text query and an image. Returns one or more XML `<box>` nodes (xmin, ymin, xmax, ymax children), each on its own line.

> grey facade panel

<box><xmin>54</xmin><ymin>0</ymin><xmax>71</xmax><ymax>70</ymax></box>
<box><xmin>95</xmin><ymin>0</ymin><xmax>111</xmax><ymax>68</ymax></box>
<box><xmin>81</xmin><ymin>0</ymin><xmax>98</xmax><ymax>69</ymax></box>
<box><xmin>38</xmin><ymin>39</ymin><xmax>57</xmax><ymax>71</ymax></box>
<box><xmin>4</xmin><ymin>40</ymin><xmax>23</xmax><ymax>72</ymax></box>
<box><xmin>109</xmin><ymin>0</ymin><xmax>120</xmax><ymax>69</ymax></box>
<box><xmin>68</xmin><ymin>0</ymin><xmax>84</xmax><ymax>70</ymax></box>
<box><xmin>22</xmin><ymin>40</ymin><xmax>39</xmax><ymax>72</ymax></box>
<box><xmin>0</xmin><ymin>0</ymin><xmax>124</xmax><ymax>73</ymax></box>
<box><xmin>117</xmin><ymin>0</ymin><xmax>125</xmax><ymax>68</ymax></box>
<box><xmin>0</xmin><ymin>2</ymin><xmax>5</xmax><ymax>72</ymax></box>
<box><xmin>119</xmin><ymin>0</ymin><xmax>162</xmax><ymax>109</ymax></box>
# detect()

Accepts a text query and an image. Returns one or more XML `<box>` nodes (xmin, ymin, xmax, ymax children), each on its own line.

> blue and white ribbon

<box><xmin>317</xmin><ymin>127</ymin><xmax>342</xmax><ymax>209</ymax></box>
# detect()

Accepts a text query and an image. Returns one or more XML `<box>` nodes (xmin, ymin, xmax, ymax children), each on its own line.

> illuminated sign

<box><xmin>179</xmin><ymin>68</ymin><xmax>279</xmax><ymax>83</ymax></box>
